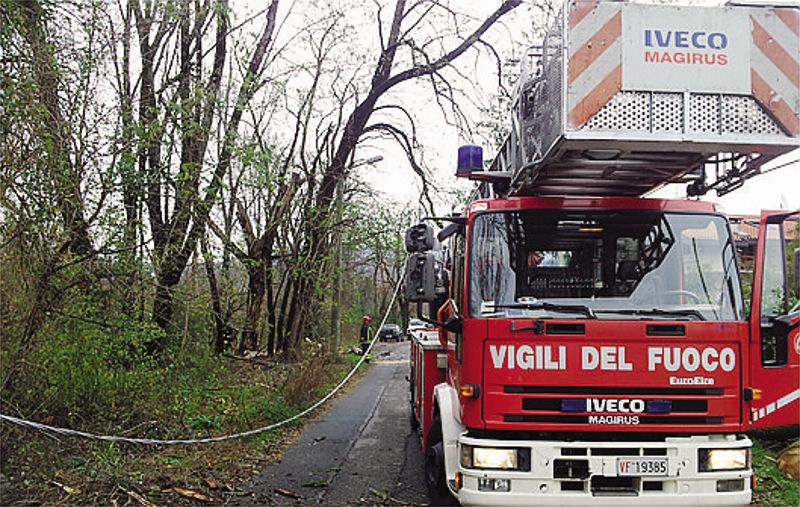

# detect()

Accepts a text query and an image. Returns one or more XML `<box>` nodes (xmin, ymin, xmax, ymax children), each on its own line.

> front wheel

<box><xmin>425</xmin><ymin>415</ymin><xmax>458</xmax><ymax>505</ymax></box>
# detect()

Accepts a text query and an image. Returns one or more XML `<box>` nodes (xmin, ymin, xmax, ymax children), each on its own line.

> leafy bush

<box><xmin>184</xmin><ymin>414</ymin><xmax>223</xmax><ymax>430</ymax></box>
<box><xmin>19</xmin><ymin>303</ymin><xmax>166</xmax><ymax>425</ymax></box>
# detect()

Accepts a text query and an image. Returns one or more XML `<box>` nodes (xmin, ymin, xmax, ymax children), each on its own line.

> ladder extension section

<box><xmin>490</xmin><ymin>0</ymin><xmax>799</xmax><ymax>198</ymax></box>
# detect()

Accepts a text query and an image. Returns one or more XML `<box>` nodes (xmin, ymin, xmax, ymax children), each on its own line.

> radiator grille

<box><xmin>499</xmin><ymin>385</ymin><xmax>729</xmax><ymax>426</ymax></box>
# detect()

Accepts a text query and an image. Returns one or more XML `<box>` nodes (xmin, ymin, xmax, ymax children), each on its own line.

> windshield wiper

<box><xmin>714</xmin><ymin>242</ymin><xmax>738</xmax><ymax>317</ymax></box>
<box><xmin>488</xmin><ymin>302</ymin><xmax>597</xmax><ymax>319</ymax></box>
<box><xmin>596</xmin><ymin>308</ymin><xmax>706</xmax><ymax>321</ymax></box>
<box><xmin>692</xmin><ymin>238</ymin><xmax>719</xmax><ymax>320</ymax></box>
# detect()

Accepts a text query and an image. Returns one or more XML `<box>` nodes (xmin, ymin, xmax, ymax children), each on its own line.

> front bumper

<box><xmin>456</xmin><ymin>434</ymin><xmax>752</xmax><ymax>506</ymax></box>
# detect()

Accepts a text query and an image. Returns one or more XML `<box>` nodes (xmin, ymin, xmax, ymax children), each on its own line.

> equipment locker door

<box><xmin>748</xmin><ymin>211</ymin><xmax>799</xmax><ymax>429</ymax></box>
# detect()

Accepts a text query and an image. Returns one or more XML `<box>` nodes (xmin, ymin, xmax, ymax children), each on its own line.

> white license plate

<box><xmin>617</xmin><ymin>457</ymin><xmax>668</xmax><ymax>476</ymax></box>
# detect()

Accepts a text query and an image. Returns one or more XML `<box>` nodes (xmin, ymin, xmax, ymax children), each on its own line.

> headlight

<box><xmin>461</xmin><ymin>445</ymin><xmax>518</xmax><ymax>470</ymax></box>
<box><xmin>699</xmin><ymin>448</ymin><xmax>750</xmax><ymax>472</ymax></box>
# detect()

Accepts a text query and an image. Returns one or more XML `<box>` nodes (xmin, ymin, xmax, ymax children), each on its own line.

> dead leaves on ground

<box><xmin>163</xmin><ymin>486</ymin><xmax>221</xmax><ymax>503</ymax></box>
<box><xmin>49</xmin><ymin>480</ymin><xmax>79</xmax><ymax>495</ymax></box>
<box><xmin>777</xmin><ymin>444</ymin><xmax>800</xmax><ymax>479</ymax></box>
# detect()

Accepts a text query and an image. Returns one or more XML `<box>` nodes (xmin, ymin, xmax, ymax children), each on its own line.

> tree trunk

<box><xmin>145</xmin><ymin>0</ymin><xmax>279</xmax><ymax>343</ymax></box>
<box><xmin>265</xmin><ymin>258</ymin><xmax>276</xmax><ymax>356</ymax></box>
<box><xmin>399</xmin><ymin>296</ymin><xmax>409</xmax><ymax>331</ymax></box>
<box><xmin>150</xmin><ymin>262</ymin><xmax>184</xmax><ymax>351</ymax></box>
<box><xmin>287</xmin><ymin>281</ymin><xmax>307</xmax><ymax>361</ymax></box>
<box><xmin>239</xmin><ymin>262</ymin><xmax>267</xmax><ymax>353</ymax></box>
<box><xmin>276</xmin><ymin>275</ymin><xmax>293</xmax><ymax>355</ymax></box>
<box><xmin>301</xmin><ymin>0</ymin><xmax>522</xmax><ymax>332</ymax></box>
<box><xmin>200</xmin><ymin>234</ymin><xmax>228</xmax><ymax>354</ymax></box>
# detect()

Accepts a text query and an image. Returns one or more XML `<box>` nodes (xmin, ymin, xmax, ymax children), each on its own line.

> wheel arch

<box><xmin>432</xmin><ymin>383</ymin><xmax>465</xmax><ymax>489</ymax></box>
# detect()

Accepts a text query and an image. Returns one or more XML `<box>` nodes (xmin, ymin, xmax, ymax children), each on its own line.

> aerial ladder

<box><xmin>459</xmin><ymin>0</ymin><xmax>799</xmax><ymax>200</ymax></box>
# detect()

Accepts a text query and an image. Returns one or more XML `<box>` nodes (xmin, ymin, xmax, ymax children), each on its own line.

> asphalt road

<box><xmin>233</xmin><ymin>341</ymin><xmax>429</xmax><ymax>506</ymax></box>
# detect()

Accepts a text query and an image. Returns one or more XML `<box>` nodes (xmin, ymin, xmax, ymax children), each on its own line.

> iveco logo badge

<box><xmin>562</xmin><ymin>398</ymin><xmax>673</xmax><ymax>414</ymax></box>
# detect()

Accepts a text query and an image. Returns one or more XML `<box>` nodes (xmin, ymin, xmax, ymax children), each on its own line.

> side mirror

<box><xmin>405</xmin><ymin>253</ymin><xmax>436</xmax><ymax>302</ymax></box>
<box><xmin>437</xmin><ymin>219</ymin><xmax>465</xmax><ymax>242</ymax></box>
<box><xmin>442</xmin><ymin>315</ymin><xmax>463</xmax><ymax>334</ymax></box>
<box><xmin>405</xmin><ymin>224</ymin><xmax>435</xmax><ymax>253</ymax></box>
<box><xmin>773</xmin><ymin>314</ymin><xmax>799</xmax><ymax>334</ymax></box>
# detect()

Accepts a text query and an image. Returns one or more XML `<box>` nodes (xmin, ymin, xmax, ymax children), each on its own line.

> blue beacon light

<box><xmin>457</xmin><ymin>145</ymin><xmax>483</xmax><ymax>178</ymax></box>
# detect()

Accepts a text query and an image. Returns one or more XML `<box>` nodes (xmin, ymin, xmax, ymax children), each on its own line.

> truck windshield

<box><xmin>468</xmin><ymin>210</ymin><xmax>743</xmax><ymax>321</ymax></box>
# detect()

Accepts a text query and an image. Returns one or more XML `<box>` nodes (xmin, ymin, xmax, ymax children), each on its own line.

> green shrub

<box><xmin>19</xmin><ymin>302</ymin><xmax>166</xmax><ymax>425</ymax></box>
<box><xmin>184</xmin><ymin>414</ymin><xmax>223</xmax><ymax>430</ymax></box>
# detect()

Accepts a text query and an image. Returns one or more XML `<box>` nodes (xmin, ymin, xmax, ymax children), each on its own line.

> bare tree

<box><xmin>2</xmin><ymin>0</ymin><xmax>526</xmax><ymax>366</ymax></box>
<box><xmin>127</xmin><ymin>0</ymin><xmax>281</xmax><ymax>351</ymax></box>
<box><xmin>208</xmin><ymin>172</ymin><xmax>303</xmax><ymax>354</ymax></box>
<box><xmin>283</xmin><ymin>0</ymin><xmax>522</xmax><ymax>356</ymax></box>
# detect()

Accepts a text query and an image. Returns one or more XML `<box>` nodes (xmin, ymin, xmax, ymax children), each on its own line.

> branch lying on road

<box><xmin>274</xmin><ymin>487</ymin><xmax>303</xmax><ymax>499</ymax></box>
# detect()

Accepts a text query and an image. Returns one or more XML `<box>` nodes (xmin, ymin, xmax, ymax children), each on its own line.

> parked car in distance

<box><xmin>379</xmin><ymin>324</ymin><xmax>403</xmax><ymax>342</ymax></box>
<box><xmin>406</xmin><ymin>318</ymin><xmax>433</xmax><ymax>336</ymax></box>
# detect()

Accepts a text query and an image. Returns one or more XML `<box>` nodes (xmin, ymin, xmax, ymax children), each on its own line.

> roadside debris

<box><xmin>121</xmin><ymin>487</ymin><xmax>156</xmax><ymax>507</ymax></box>
<box><xmin>301</xmin><ymin>479</ymin><xmax>328</xmax><ymax>488</ymax></box>
<box><xmin>49</xmin><ymin>480</ymin><xmax>79</xmax><ymax>495</ymax></box>
<box><xmin>274</xmin><ymin>487</ymin><xmax>303</xmax><ymax>499</ymax></box>
<box><xmin>777</xmin><ymin>444</ymin><xmax>800</xmax><ymax>479</ymax></box>
<box><xmin>163</xmin><ymin>486</ymin><xmax>219</xmax><ymax>503</ymax></box>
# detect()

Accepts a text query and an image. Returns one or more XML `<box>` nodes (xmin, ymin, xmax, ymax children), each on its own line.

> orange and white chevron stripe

<box><xmin>750</xmin><ymin>7</ymin><xmax>800</xmax><ymax>136</ymax></box>
<box><xmin>567</xmin><ymin>0</ymin><xmax>622</xmax><ymax>129</ymax></box>
<box><xmin>567</xmin><ymin>1</ymin><xmax>799</xmax><ymax>138</ymax></box>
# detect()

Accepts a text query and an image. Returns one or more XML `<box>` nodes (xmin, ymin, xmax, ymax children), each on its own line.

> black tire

<box><xmin>425</xmin><ymin>415</ymin><xmax>458</xmax><ymax>505</ymax></box>
<box><xmin>410</xmin><ymin>408</ymin><xmax>419</xmax><ymax>431</ymax></box>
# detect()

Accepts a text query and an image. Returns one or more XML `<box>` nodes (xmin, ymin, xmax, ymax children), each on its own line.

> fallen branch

<box><xmin>274</xmin><ymin>487</ymin><xmax>303</xmax><ymax>499</ymax></box>
<box><xmin>120</xmin><ymin>420</ymin><xmax>158</xmax><ymax>436</ymax></box>
<box><xmin>164</xmin><ymin>487</ymin><xmax>219</xmax><ymax>503</ymax></box>
<box><xmin>49</xmin><ymin>480</ymin><xmax>79</xmax><ymax>495</ymax></box>
<box><xmin>120</xmin><ymin>487</ymin><xmax>155</xmax><ymax>507</ymax></box>
<box><xmin>222</xmin><ymin>353</ymin><xmax>277</xmax><ymax>368</ymax></box>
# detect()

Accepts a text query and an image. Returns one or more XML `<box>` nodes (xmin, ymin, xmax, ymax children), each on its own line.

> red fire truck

<box><xmin>405</xmin><ymin>1</ymin><xmax>799</xmax><ymax>505</ymax></box>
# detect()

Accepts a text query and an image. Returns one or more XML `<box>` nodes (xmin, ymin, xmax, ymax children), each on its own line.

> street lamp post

<box><xmin>330</xmin><ymin>156</ymin><xmax>383</xmax><ymax>354</ymax></box>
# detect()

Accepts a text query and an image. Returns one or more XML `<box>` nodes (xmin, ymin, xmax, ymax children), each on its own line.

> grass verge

<box><xmin>751</xmin><ymin>429</ymin><xmax>799</xmax><ymax>506</ymax></box>
<box><xmin>0</xmin><ymin>351</ymin><xmax>367</xmax><ymax>505</ymax></box>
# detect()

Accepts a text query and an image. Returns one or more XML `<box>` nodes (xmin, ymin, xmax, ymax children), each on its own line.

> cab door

<box><xmin>748</xmin><ymin>211</ymin><xmax>799</xmax><ymax>428</ymax></box>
